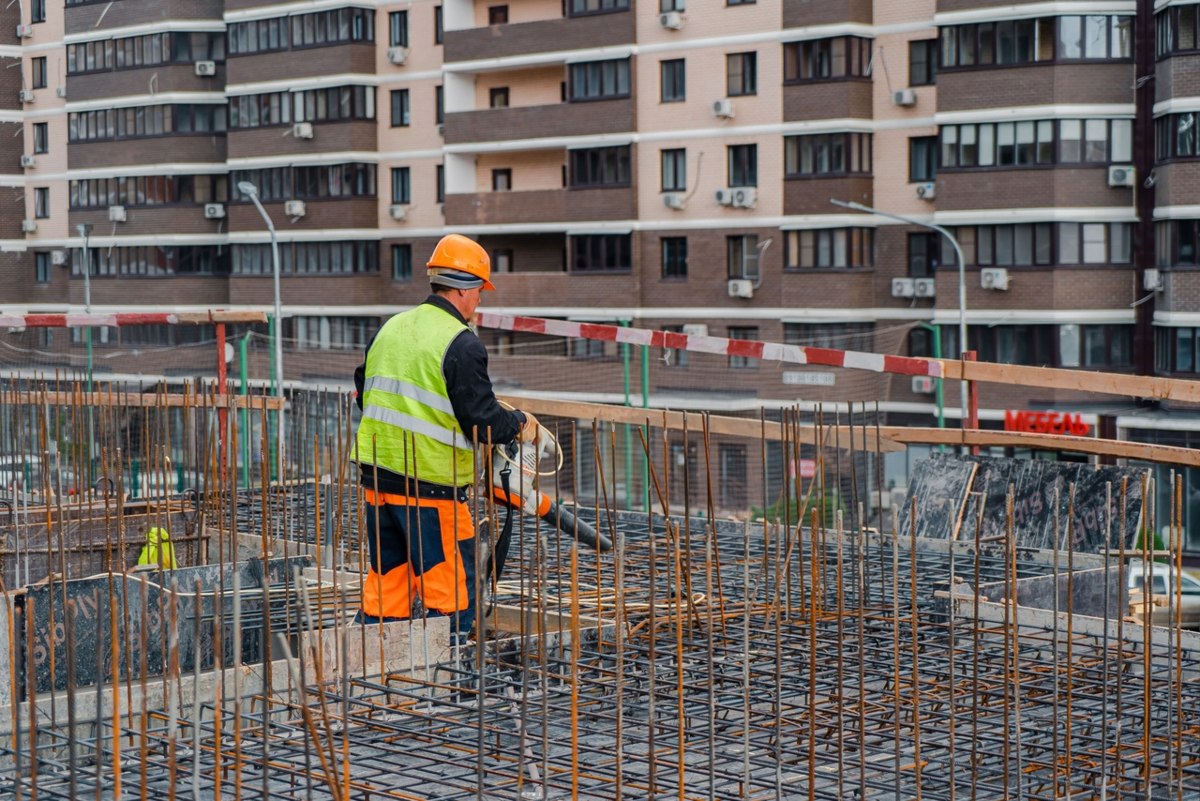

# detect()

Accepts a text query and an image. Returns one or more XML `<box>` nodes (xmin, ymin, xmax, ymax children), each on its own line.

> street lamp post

<box><xmin>830</xmin><ymin>199</ymin><xmax>969</xmax><ymax>424</ymax></box>
<box><xmin>237</xmin><ymin>181</ymin><xmax>286</xmax><ymax>483</ymax></box>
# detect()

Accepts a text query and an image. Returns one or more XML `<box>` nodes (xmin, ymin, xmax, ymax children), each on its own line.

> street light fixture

<box><xmin>830</xmin><ymin>198</ymin><xmax>969</xmax><ymax>425</ymax></box>
<box><xmin>238</xmin><ymin>181</ymin><xmax>286</xmax><ymax>480</ymax></box>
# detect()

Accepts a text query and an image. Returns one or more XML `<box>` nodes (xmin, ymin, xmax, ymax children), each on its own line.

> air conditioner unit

<box><xmin>389</xmin><ymin>204</ymin><xmax>407</xmax><ymax>221</ymax></box>
<box><xmin>1108</xmin><ymin>165</ymin><xmax>1135</xmax><ymax>187</ymax></box>
<box><xmin>727</xmin><ymin>279</ymin><xmax>754</xmax><ymax>299</ymax></box>
<box><xmin>51</xmin><ymin>250</ymin><xmax>67</xmax><ymax>266</ymax></box>
<box><xmin>659</xmin><ymin>11</ymin><xmax>684</xmax><ymax>29</ymax></box>
<box><xmin>387</xmin><ymin>47</ymin><xmax>409</xmax><ymax>65</ymax></box>
<box><xmin>915</xmin><ymin>182</ymin><xmax>936</xmax><ymax>200</ymax></box>
<box><xmin>731</xmin><ymin>187</ymin><xmax>757</xmax><ymax>208</ymax></box>
<box><xmin>893</xmin><ymin>88</ymin><xmax>917</xmax><ymax>106</ymax></box>
<box><xmin>712</xmin><ymin>98</ymin><xmax>734</xmax><ymax>119</ymax></box>
<box><xmin>980</xmin><ymin>267</ymin><xmax>1010</xmax><ymax>290</ymax></box>
<box><xmin>19</xmin><ymin>89</ymin><xmax>34</xmax><ymax>104</ymax></box>
<box><xmin>715</xmin><ymin>188</ymin><xmax>734</xmax><ymax>206</ymax></box>
<box><xmin>284</xmin><ymin>199</ymin><xmax>306</xmax><ymax>217</ymax></box>
<box><xmin>20</xmin><ymin>220</ymin><xmax>37</xmax><ymax>233</ymax></box>
<box><xmin>203</xmin><ymin>203</ymin><xmax>226</xmax><ymax>219</ymax></box>
<box><xmin>16</xmin><ymin>24</ymin><xmax>33</xmax><ymax>38</ymax></box>
<box><xmin>914</xmin><ymin>277</ymin><xmax>936</xmax><ymax>298</ymax></box>
<box><xmin>108</xmin><ymin>205</ymin><xmax>127</xmax><ymax>222</ymax></box>
<box><xmin>56</xmin><ymin>86</ymin><xmax>66</xmax><ymax>98</ymax></box>
<box><xmin>292</xmin><ymin>122</ymin><xmax>314</xmax><ymax>139</ymax></box>
<box><xmin>911</xmin><ymin>375</ymin><xmax>937</xmax><ymax>395</ymax></box>
<box><xmin>1144</xmin><ymin>268</ymin><xmax>1163</xmax><ymax>292</ymax></box>
<box><xmin>891</xmin><ymin>277</ymin><xmax>915</xmax><ymax>298</ymax></box>
<box><xmin>663</xmin><ymin>193</ymin><xmax>686</xmax><ymax>210</ymax></box>
<box><xmin>194</xmin><ymin>60</ymin><xmax>217</xmax><ymax>77</ymax></box>
<box><xmin>681</xmin><ymin>324</ymin><xmax>708</xmax><ymax>337</ymax></box>
<box><xmin>20</xmin><ymin>155</ymin><xmax>36</xmax><ymax>168</ymax></box>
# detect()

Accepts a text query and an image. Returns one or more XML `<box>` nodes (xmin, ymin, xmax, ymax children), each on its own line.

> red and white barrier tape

<box><xmin>475</xmin><ymin>313</ymin><xmax>943</xmax><ymax>379</ymax></box>
<box><xmin>0</xmin><ymin>313</ymin><xmax>181</xmax><ymax>328</ymax></box>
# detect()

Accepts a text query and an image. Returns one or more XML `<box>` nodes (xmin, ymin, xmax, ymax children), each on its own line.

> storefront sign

<box><xmin>783</xmin><ymin>371</ymin><xmax>835</xmax><ymax>386</ymax></box>
<box><xmin>788</xmin><ymin>459</ymin><xmax>817</xmax><ymax>479</ymax></box>
<box><xmin>1004</xmin><ymin>410</ymin><xmax>1091</xmax><ymax>436</ymax></box>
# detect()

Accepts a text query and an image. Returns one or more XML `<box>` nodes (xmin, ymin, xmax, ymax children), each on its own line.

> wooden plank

<box><xmin>498</xmin><ymin>395</ymin><xmax>906</xmax><ymax>453</ymax></box>
<box><xmin>175</xmin><ymin>311</ymin><xmax>270</xmax><ymax>325</ymax></box>
<box><xmin>880</xmin><ymin>427</ymin><xmax>1200</xmax><ymax>468</ymax></box>
<box><xmin>942</xmin><ymin>359</ymin><xmax>1200</xmax><ymax>404</ymax></box>
<box><xmin>3</xmin><ymin>391</ymin><xmax>284</xmax><ymax>410</ymax></box>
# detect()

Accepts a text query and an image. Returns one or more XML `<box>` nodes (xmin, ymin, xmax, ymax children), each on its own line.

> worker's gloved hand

<box><xmin>517</xmin><ymin>411</ymin><xmax>540</xmax><ymax>443</ymax></box>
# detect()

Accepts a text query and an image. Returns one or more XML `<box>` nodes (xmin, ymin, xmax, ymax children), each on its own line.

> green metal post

<box><xmin>917</xmin><ymin>322</ymin><xmax>946</xmax><ymax>450</ymax></box>
<box><xmin>268</xmin><ymin>315</ymin><xmax>278</xmax><ymax>480</ymax></box>
<box><xmin>239</xmin><ymin>333</ymin><xmax>250</xmax><ymax>489</ymax></box>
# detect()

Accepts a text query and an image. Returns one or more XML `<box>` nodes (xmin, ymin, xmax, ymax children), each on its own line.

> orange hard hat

<box><xmin>426</xmin><ymin>234</ymin><xmax>495</xmax><ymax>291</ymax></box>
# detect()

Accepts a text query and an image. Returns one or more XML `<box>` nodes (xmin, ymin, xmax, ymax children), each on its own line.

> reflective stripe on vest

<box><xmin>355</xmin><ymin>303</ymin><xmax>475</xmax><ymax>486</ymax></box>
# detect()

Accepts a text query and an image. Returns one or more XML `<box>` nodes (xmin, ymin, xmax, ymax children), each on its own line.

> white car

<box><xmin>1127</xmin><ymin>561</ymin><xmax>1200</xmax><ymax>630</ymax></box>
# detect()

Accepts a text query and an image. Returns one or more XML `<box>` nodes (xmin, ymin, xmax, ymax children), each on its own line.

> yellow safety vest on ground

<box><xmin>355</xmin><ymin>303</ymin><xmax>474</xmax><ymax>487</ymax></box>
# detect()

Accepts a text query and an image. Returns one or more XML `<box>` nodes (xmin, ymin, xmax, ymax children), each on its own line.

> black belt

<box><xmin>361</xmin><ymin>470</ymin><xmax>470</xmax><ymax>503</ymax></box>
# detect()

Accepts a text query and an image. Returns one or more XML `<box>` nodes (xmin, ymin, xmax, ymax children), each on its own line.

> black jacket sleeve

<box><xmin>443</xmin><ymin>329</ymin><xmax>525</xmax><ymax>444</ymax></box>
<box><xmin>353</xmin><ymin>331</ymin><xmax>376</xmax><ymax>411</ymax></box>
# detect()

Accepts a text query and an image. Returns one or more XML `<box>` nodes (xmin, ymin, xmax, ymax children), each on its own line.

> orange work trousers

<box><xmin>359</xmin><ymin>489</ymin><xmax>477</xmax><ymax>637</ymax></box>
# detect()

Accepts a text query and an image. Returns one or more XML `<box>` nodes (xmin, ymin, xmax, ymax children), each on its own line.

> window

<box><xmin>938</xmin><ymin>222</ymin><xmax>1129</xmax><ymax>267</ymax></box>
<box><xmin>570</xmin><ymin>59</ymin><xmax>631</xmax><ymax>100</ymax></box>
<box><xmin>66</xmin><ymin>40</ymin><xmax>114</xmax><ymax>74</ymax></box>
<box><xmin>784</xmin><ymin>37</ymin><xmax>871</xmax><ymax>81</ymax></box>
<box><xmin>32</xmin><ymin>187</ymin><xmax>49</xmax><ymax>218</ymax></box>
<box><xmin>1150</xmin><ymin>112</ymin><xmax>1200</xmax><ymax>161</ymax></box>
<box><xmin>436</xmin><ymin>85</ymin><xmax>444</xmax><ymax>124</ymax></box>
<box><xmin>570</xmin><ymin>336</ymin><xmax>615</xmax><ymax>360</ymax></box>
<box><xmin>785</xmin><ymin>228</ymin><xmax>874</xmax><ymax>269</ymax></box>
<box><xmin>570</xmin><ymin>146</ymin><xmax>631</xmax><ymax>186</ymax></box>
<box><xmin>662</xmin><ymin>237</ymin><xmax>688</xmax><ymax>279</ymax></box>
<box><xmin>31</xmin><ymin>0</ymin><xmax>46</xmax><ymax>23</ymax></box>
<box><xmin>728</xmin><ymin>235</ymin><xmax>759</xmax><ymax>280</ymax></box>
<box><xmin>1156</xmin><ymin>326</ymin><xmax>1200</xmax><ymax>373</ymax></box>
<box><xmin>35</xmin><ymin>252</ymin><xmax>50</xmax><ymax>284</ymax></box>
<box><xmin>391</xmin><ymin>89</ymin><xmax>410</xmax><ymax>126</ymax></box>
<box><xmin>940</xmin><ymin>119</ymin><xmax>1129</xmax><ymax>168</ymax></box>
<box><xmin>33</xmin><ymin>123</ymin><xmax>48</xmax><ymax>154</ymax></box>
<box><xmin>784</xmin><ymin>323</ymin><xmax>874</xmax><ymax>352</ymax></box>
<box><xmin>230</xmin><ymin>87</ymin><xmax>374</xmax><ymax>129</ymax></box>
<box><xmin>72</xmin><ymin>32</ymin><xmax>228</xmax><ymax>72</ymax></box>
<box><xmin>661</xmin><ymin>149</ymin><xmax>686</xmax><ymax>191</ymax></box>
<box><xmin>1058</xmin><ymin>324</ymin><xmax>1132</xmax><ymax>368</ymax></box>
<box><xmin>784</xmin><ymin>133</ymin><xmax>872</xmax><ymax>176</ymax></box>
<box><xmin>910</xmin><ymin>39</ymin><xmax>937</xmax><ymax>85</ymax></box>
<box><xmin>662</xmin><ymin>325</ymin><xmax>688</xmax><ymax>368</ymax></box>
<box><xmin>908</xmin><ymin>232</ymin><xmax>938</xmax><ymax>277</ymax></box>
<box><xmin>727</xmin><ymin>52</ymin><xmax>757</xmax><ymax>96</ymax></box>
<box><xmin>489</xmin><ymin>6</ymin><xmax>509</xmax><ymax>23</ymax></box>
<box><xmin>228</xmin><ymin>242</ymin><xmax>375</xmax><ymax>275</ymax></box>
<box><xmin>31</xmin><ymin>57</ymin><xmax>47</xmax><ymax>89</ymax></box>
<box><xmin>389</xmin><ymin>11</ymin><xmax>408</xmax><ymax>46</ymax></box>
<box><xmin>436</xmin><ymin>165</ymin><xmax>444</xmax><ymax>202</ymax></box>
<box><xmin>72</xmin><ymin>245</ymin><xmax>232</xmax><ymax>276</ymax></box>
<box><xmin>228</xmin><ymin>10</ymin><xmax>370</xmax><ymax>54</ymax></box>
<box><xmin>391</xmin><ymin>167</ymin><xmax>410</xmax><ymax>204</ymax></box>
<box><xmin>492</xmin><ymin>169</ymin><xmax>512</xmax><ymax>191</ymax></box>
<box><xmin>661</xmin><ymin>0</ymin><xmax>684</xmax><ymax>10</ymax></box>
<box><xmin>940</xmin><ymin>16</ymin><xmax>1131</xmax><ymax>68</ymax></box>
<box><xmin>1154</xmin><ymin>219</ymin><xmax>1200</xmax><ymax>266</ymax></box>
<box><xmin>72</xmin><ymin>174</ymin><xmax>230</xmax><ymax>207</ymax></box>
<box><xmin>910</xmin><ymin>136</ymin><xmax>937</xmax><ymax>181</ymax></box>
<box><xmin>1159</xmin><ymin>5</ymin><xmax>1200</xmax><ymax>56</ymax></box>
<box><xmin>489</xmin><ymin>87</ymin><xmax>509</xmax><ymax>108</ymax></box>
<box><xmin>493</xmin><ymin>249</ymin><xmax>513</xmax><ymax>272</ymax></box>
<box><xmin>295</xmin><ymin>317</ymin><xmax>377</xmax><ymax>351</ymax></box>
<box><xmin>290</xmin><ymin>10</ymin><xmax>375</xmax><ymax>48</ymax></box>
<box><xmin>392</xmin><ymin>244</ymin><xmax>412</xmax><ymax>282</ymax></box>
<box><xmin>571</xmin><ymin>234</ymin><xmax>631</xmax><ymax>272</ymax></box>
<box><xmin>228</xmin><ymin>19</ymin><xmax>287</xmax><ymax>55</ymax></box>
<box><xmin>729</xmin><ymin>0</ymin><xmax>754</xmax><ymax>5</ymax></box>
<box><xmin>568</xmin><ymin>0</ymin><xmax>630</xmax><ymax>15</ymax></box>
<box><xmin>728</xmin><ymin>145</ymin><xmax>757</xmax><ymax>186</ymax></box>
<box><xmin>435</xmin><ymin>6</ymin><xmax>443</xmax><ymax>44</ymax></box>
<box><xmin>660</xmin><ymin>59</ymin><xmax>686</xmax><ymax>102</ymax></box>
<box><xmin>727</xmin><ymin>328</ymin><xmax>759</xmax><ymax>369</ymax></box>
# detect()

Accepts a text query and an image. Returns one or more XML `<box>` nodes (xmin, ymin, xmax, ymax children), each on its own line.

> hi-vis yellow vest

<box><xmin>355</xmin><ymin>304</ymin><xmax>475</xmax><ymax>487</ymax></box>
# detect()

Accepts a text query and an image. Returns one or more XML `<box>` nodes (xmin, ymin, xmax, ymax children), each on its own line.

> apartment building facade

<box><xmin>3</xmin><ymin>0</ymin><xmax>1199</xmax><ymax>543</ymax></box>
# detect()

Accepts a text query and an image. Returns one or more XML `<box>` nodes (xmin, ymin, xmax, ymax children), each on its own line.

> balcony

<box><xmin>937</xmin><ymin>63</ymin><xmax>1133</xmax><ymax>112</ymax></box>
<box><xmin>226</xmin><ymin>121</ymin><xmax>377</xmax><ymax>159</ymax></box>
<box><xmin>443</xmin><ymin>11</ymin><xmax>634</xmax><ymax>64</ymax></box>
<box><xmin>226</xmin><ymin>44</ymin><xmax>376</xmax><ymax>85</ymax></box>
<box><xmin>68</xmin><ymin>205</ymin><xmax>225</xmax><ymax>237</ymax></box>
<box><xmin>444</xmin><ymin>99</ymin><xmax>634</xmax><ymax>145</ymax></box>
<box><xmin>227</xmin><ymin>199</ymin><xmax>380</xmax><ymax>233</ymax></box>
<box><xmin>68</xmin><ymin>135</ymin><xmax>227</xmax><ymax>170</ymax></box>
<box><xmin>784</xmin><ymin>176</ymin><xmax>873</xmax><ymax>216</ymax></box>
<box><xmin>784</xmin><ymin>80</ymin><xmax>872</xmax><ymax>122</ymax></box>
<box><xmin>444</xmin><ymin>187</ymin><xmax>635</xmax><ymax>226</ymax></box>
<box><xmin>783</xmin><ymin>0</ymin><xmax>871</xmax><ymax>27</ymax></box>
<box><xmin>1157</xmin><ymin>52</ymin><xmax>1200</xmax><ymax>105</ymax></box>
<box><xmin>68</xmin><ymin>64</ymin><xmax>224</xmax><ymax>103</ymax></box>
<box><xmin>1154</xmin><ymin>161</ymin><xmax>1200</xmax><ymax>209</ymax></box>
<box><xmin>936</xmin><ymin>168</ymin><xmax>1131</xmax><ymax>211</ymax></box>
<box><xmin>65</xmin><ymin>0</ymin><xmax>223</xmax><ymax>35</ymax></box>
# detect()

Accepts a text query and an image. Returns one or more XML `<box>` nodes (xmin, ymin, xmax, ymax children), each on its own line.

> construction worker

<box><xmin>136</xmin><ymin>526</ymin><xmax>178</xmax><ymax>569</ymax></box>
<box><xmin>353</xmin><ymin>234</ymin><xmax>538</xmax><ymax>641</ymax></box>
